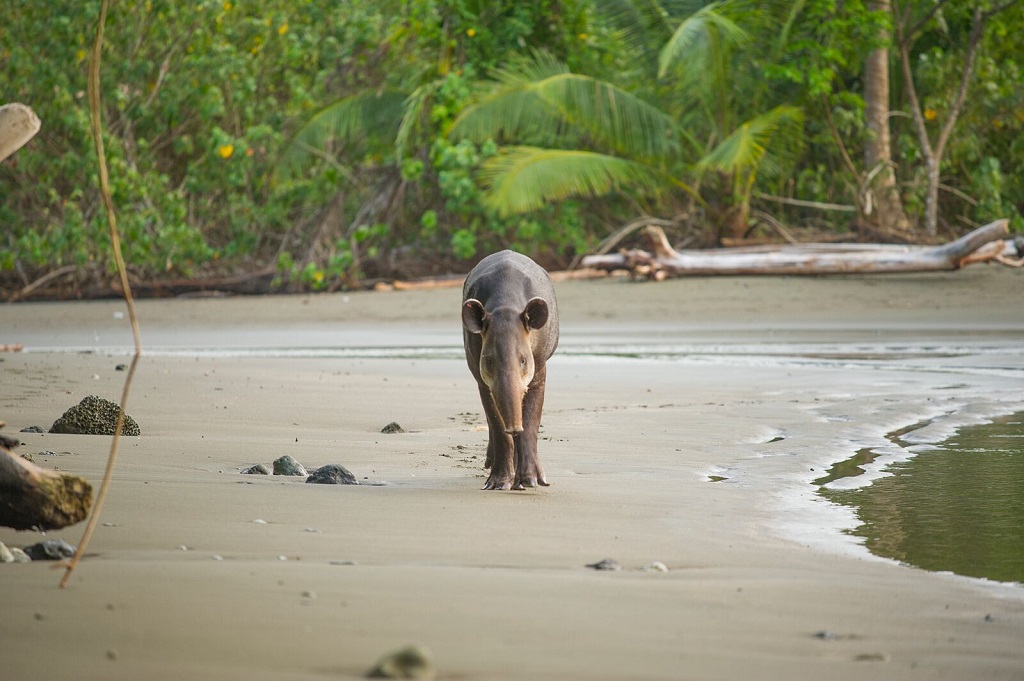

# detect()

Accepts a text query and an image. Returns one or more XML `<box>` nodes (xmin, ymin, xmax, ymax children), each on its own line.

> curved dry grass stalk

<box><xmin>61</xmin><ymin>0</ymin><xmax>143</xmax><ymax>589</ymax></box>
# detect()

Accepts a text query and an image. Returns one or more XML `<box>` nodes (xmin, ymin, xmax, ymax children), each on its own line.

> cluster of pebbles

<box><xmin>0</xmin><ymin>538</ymin><xmax>76</xmax><ymax>564</ymax></box>
<box><xmin>242</xmin><ymin>455</ymin><xmax>358</xmax><ymax>485</ymax></box>
<box><xmin>240</xmin><ymin>422</ymin><xmax>405</xmax><ymax>484</ymax></box>
<box><xmin>47</xmin><ymin>395</ymin><xmax>140</xmax><ymax>436</ymax></box>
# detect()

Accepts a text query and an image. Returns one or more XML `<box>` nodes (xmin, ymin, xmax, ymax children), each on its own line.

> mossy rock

<box><xmin>49</xmin><ymin>395</ymin><xmax>140</xmax><ymax>436</ymax></box>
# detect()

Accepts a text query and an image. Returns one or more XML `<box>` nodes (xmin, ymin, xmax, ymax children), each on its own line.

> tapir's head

<box><xmin>462</xmin><ymin>297</ymin><xmax>550</xmax><ymax>434</ymax></box>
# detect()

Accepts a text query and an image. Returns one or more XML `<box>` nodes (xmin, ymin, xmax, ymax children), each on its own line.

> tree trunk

<box><xmin>0</xmin><ymin>437</ymin><xmax>93</xmax><ymax>531</ymax></box>
<box><xmin>863</xmin><ymin>1</ymin><xmax>913</xmax><ymax>236</ymax></box>
<box><xmin>580</xmin><ymin>220</ymin><xmax>1010</xmax><ymax>276</ymax></box>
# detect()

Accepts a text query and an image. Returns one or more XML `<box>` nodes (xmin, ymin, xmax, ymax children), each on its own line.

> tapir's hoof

<box><xmin>512</xmin><ymin>474</ymin><xmax>549</xmax><ymax>490</ymax></box>
<box><xmin>483</xmin><ymin>476</ymin><xmax>513</xmax><ymax>491</ymax></box>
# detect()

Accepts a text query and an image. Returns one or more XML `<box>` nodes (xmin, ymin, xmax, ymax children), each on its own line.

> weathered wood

<box><xmin>581</xmin><ymin>220</ymin><xmax>1013</xmax><ymax>277</ymax></box>
<box><xmin>0</xmin><ymin>440</ymin><xmax>93</xmax><ymax>531</ymax></box>
<box><xmin>0</xmin><ymin>103</ymin><xmax>41</xmax><ymax>162</ymax></box>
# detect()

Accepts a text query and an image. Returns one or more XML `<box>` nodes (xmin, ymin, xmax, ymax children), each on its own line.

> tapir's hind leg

<box><xmin>513</xmin><ymin>364</ymin><xmax>549</xmax><ymax>490</ymax></box>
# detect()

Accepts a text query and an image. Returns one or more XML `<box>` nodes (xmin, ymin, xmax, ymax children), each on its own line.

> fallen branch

<box><xmin>0</xmin><ymin>435</ymin><xmax>93</xmax><ymax>531</ymax></box>
<box><xmin>581</xmin><ymin>220</ymin><xmax>1014</xmax><ymax>278</ymax></box>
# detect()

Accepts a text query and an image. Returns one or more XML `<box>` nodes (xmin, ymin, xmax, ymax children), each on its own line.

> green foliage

<box><xmin>2</xmin><ymin>0</ymin><xmax>1022</xmax><ymax>295</ymax></box>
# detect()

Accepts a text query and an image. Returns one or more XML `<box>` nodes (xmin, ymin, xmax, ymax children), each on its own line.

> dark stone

<box><xmin>272</xmin><ymin>455</ymin><xmax>307</xmax><ymax>476</ymax></box>
<box><xmin>24</xmin><ymin>539</ymin><xmax>76</xmax><ymax>561</ymax></box>
<box><xmin>585</xmin><ymin>558</ymin><xmax>623</xmax><ymax>571</ymax></box>
<box><xmin>241</xmin><ymin>463</ymin><xmax>271</xmax><ymax>475</ymax></box>
<box><xmin>19</xmin><ymin>426</ymin><xmax>45</xmax><ymax>433</ymax></box>
<box><xmin>306</xmin><ymin>464</ymin><xmax>358</xmax><ymax>485</ymax></box>
<box><xmin>381</xmin><ymin>422</ymin><xmax>405</xmax><ymax>434</ymax></box>
<box><xmin>367</xmin><ymin>645</ymin><xmax>435</xmax><ymax>680</ymax></box>
<box><xmin>49</xmin><ymin>396</ymin><xmax>140</xmax><ymax>436</ymax></box>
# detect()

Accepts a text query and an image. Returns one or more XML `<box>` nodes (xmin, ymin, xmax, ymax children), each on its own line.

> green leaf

<box><xmin>451</xmin><ymin>54</ymin><xmax>683</xmax><ymax>161</ymax></box>
<box><xmin>478</xmin><ymin>146</ymin><xmax>666</xmax><ymax>217</ymax></box>
<box><xmin>277</xmin><ymin>89</ymin><xmax>409</xmax><ymax>180</ymax></box>
<box><xmin>658</xmin><ymin>2</ymin><xmax>749</xmax><ymax>79</ymax></box>
<box><xmin>696</xmin><ymin>105</ymin><xmax>803</xmax><ymax>176</ymax></box>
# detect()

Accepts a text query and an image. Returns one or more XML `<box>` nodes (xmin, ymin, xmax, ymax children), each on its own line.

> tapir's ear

<box><xmin>522</xmin><ymin>297</ymin><xmax>548</xmax><ymax>330</ymax></box>
<box><xmin>462</xmin><ymin>299</ymin><xmax>487</xmax><ymax>334</ymax></box>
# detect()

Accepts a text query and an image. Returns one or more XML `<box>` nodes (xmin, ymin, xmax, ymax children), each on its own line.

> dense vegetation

<box><xmin>2</xmin><ymin>0</ymin><xmax>1022</xmax><ymax>296</ymax></box>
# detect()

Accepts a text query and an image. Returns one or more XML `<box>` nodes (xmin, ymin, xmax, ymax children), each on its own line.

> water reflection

<box><xmin>823</xmin><ymin>414</ymin><xmax>1024</xmax><ymax>584</ymax></box>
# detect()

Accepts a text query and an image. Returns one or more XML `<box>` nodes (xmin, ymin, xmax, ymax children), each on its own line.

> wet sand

<box><xmin>2</xmin><ymin>266</ymin><xmax>1023</xmax><ymax>680</ymax></box>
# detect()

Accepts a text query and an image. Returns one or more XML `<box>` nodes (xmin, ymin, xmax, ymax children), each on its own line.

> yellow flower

<box><xmin>218</xmin><ymin>144</ymin><xmax>234</xmax><ymax>159</ymax></box>
<box><xmin>76</xmin><ymin>49</ymin><xmax>86</xmax><ymax>62</ymax></box>
<box><xmin>466</xmin><ymin>28</ymin><xmax>476</xmax><ymax>38</ymax></box>
<box><xmin>924</xmin><ymin>108</ymin><xmax>938</xmax><ymax>121</ymax></box>
<box><xmin>223</xmin><ymin>1</ymin><xmax>231</xmax><ymax>9</ymax></box>
<box><xmin>278</xmin><ymin>23</ymin><xmax>288</xmax><ymax>35</ymax></box>
<box><xmin>578</xmin><ymin>33</ymin><xmax>588</xmax><ymax>40</ymax></box>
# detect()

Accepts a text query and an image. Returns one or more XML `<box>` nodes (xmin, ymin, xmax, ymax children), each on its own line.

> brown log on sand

<box><xmin>0</xmin><ymin>103</ymin><xmax>41</xmax><ymax>162</ymax></box>
<box><xmin>581</xmin><ymin>220</ymin><xmax>1016</xmax><ymax>278</ymax></box>
<box><xmin>0</xmin><ymin>435</ymin><xmax>93</xmax><ymax>531</ymax></box>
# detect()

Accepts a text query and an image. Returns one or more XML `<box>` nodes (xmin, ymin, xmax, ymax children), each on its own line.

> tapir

<box><xmin>462</xmin><ymin>250</ymin><xmax>559</xmax><ymax>490</ymax></box>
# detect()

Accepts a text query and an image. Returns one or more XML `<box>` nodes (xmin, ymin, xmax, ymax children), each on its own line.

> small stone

<box><xmin>306</xmin><ymin>464</ymin><xmax>358</xmax><ymax>485</ymax></box>
<box><xmin>49</xmin><ymin>395</ymin><xmax>140</xmax><ymax>436</ymax></box>
<box><xmin>381</xmin><ymin>422</ymin><xmax>405</xmax><ymax>434</ymax></box>
<box><xmin>24</xmin><ymin>539</ymin><xmax>76</xmax><ymax>561</ymax></box>
<box><xmin>329</xmin><ymin>560</ymin><xmax>358</xmax><ymax>566</ymax></box>
<box><xmin>641</xmin><ymin>561</ymin><xmax>669</xmax><ymax>572</ymax></box>
<box><xmin>212</xmin><ymin>554</ymin><xmax>224</xmax><ymax>561</ymax></box>
<box><xmin>20</xmin><ymin>425</ymin><xmax>44</xmax><ymax>433</ymax></box>
<box><xmin>115</xmin><ymin>364</ymin><xmax>127</xmax><ymax>371</ymax></box>
<box><xmin>19</xmin><ymin>452</ymin><xmax>33</xmax><ymax>462</ymax></box>
<box><xmin>0</xmin><ymin>542</ymin><xmax>14</xmax><ymax>563</ymax></box>
<box><xmin>272</xmin><ymin>455</ymin><xmax>307</xmax><ymax>476</ymax></box>
<box><xmin>253</xmin><ymin>519</ymin><xmax>268</xmax><ymax>524</ymax></box>
<box><xmin>241</xmin><ymin>463</ymin><xmax>271</xmax><ymax>475</ymax></box>
<box><xmin>586</xmin><ymin>558</ymin><xmax>622</xmax><ymax>571</ymax></box>
<box><xmin>106</xmin><ymin>649</ymin><xmax>118</xmax><ymax>661</ymax></box>
<box><xmin>302</xmin><ymin>590</ymin><xmax>316</xmax><ymax>600</ymax></box>
<box><xmin>10</xmin><ymin>548</ymin><xmax>30</xmax><ymax>563</ymax></box>
<box><xmin>367</xmin><ymin>644</ymin><xmax>436</xmax><ymax>680</ymax></box>
<box><xmin>813</xmin><ymin>631</ymin><xmax>838</xmax><ymax>641</ymax></box>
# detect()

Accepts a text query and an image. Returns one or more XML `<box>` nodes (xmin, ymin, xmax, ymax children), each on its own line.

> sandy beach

<box><xmin>2</xmin><ymin>266</ymin><xmax>1023</xmax><ymax>680</ymax></box>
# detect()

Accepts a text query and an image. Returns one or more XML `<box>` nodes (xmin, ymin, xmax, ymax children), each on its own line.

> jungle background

<box><xmin>2</xmin><ymin>0</ymin><xmax>1022</xmax><ymax>297</ymax></box>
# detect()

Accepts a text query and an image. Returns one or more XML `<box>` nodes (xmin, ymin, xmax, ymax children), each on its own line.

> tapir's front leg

<box><xmin>513</xmin><ymin>363</ymin><xmax>549</xmax><ymax>490</ymax></box>
<box><xmin>479</xmin><ymin>384</ymin><xmax>515</xmax><ymax>490</ymax></box>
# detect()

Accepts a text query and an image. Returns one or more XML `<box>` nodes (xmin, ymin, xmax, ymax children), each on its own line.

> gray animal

<box><xmin>462</xmin><ymin>250</ymin><xmax>559</xmax><ymax>490</ymax></box>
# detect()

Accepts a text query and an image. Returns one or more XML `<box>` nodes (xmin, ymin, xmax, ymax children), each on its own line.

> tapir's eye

<box><xmin>519</xmin><ymin>355</ymin><xmax>528</xmax><ymax>371</ymax></box>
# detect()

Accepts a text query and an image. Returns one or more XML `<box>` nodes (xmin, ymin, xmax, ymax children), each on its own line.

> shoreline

<box><xmin>2</xmin><ymin>267</ymin><xmax>1023</xmax><ymax>680</ymax></box>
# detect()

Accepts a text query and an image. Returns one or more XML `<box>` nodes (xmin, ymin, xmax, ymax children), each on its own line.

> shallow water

<box><xmin>822</xmin><ymin>414</ymin><xmax>1024</xmax><ymax>584</ymax></box>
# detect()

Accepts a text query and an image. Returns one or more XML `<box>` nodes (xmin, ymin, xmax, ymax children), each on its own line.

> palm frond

<box><xmin>277</xmin><ymin>89</ymin><xmax>409</xmax><ymax>180</ymax></box>
<box><xmin>658</xmin><ymin>2</ymin><xmax>748</xmax><ymax>79</ymax></box>
<box><xmin>478</xmin><ymin>146</ymin><xmax>666</xmax><ymax>217</ymax></box>
<box><xmin>696</xmin><ymin>105</ymin><xmax>803</xmax><ymax>175</ymax></box>
<box><xmin>452</xmin><ymin>65</ymin><xmax>681</xmax><ymax>161</ymax></box>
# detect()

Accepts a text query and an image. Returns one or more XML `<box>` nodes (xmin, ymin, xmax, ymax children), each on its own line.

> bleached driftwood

<box><xmin>581</xmin><ymin>220</ymin><xmax>1018</xmax><ymax>278</ymax></box>
<box><xmin>0</xmin><ymin>435</ymin><xmax>93</xmax><ymax>531</ymax></box>
<box><xmin>0</xmin><ymin>103</ymin><xmax>41</xmax><ymax>162</ymax></box>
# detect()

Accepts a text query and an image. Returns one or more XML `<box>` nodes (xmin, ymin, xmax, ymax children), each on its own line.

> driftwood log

<box><xmin>0</xmin><ymin>434</ymin><xmax>93</xmax><ymax>531</ymax></box>
<box><xmin>581</xmin><ymin>220</ymin><xmax>1018</xmax><ymax>278</ymax></box>
<box><xmin>0</xmin><ymin>103</ymin><xmax>41</xmax><ymax>163</ymax></box>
